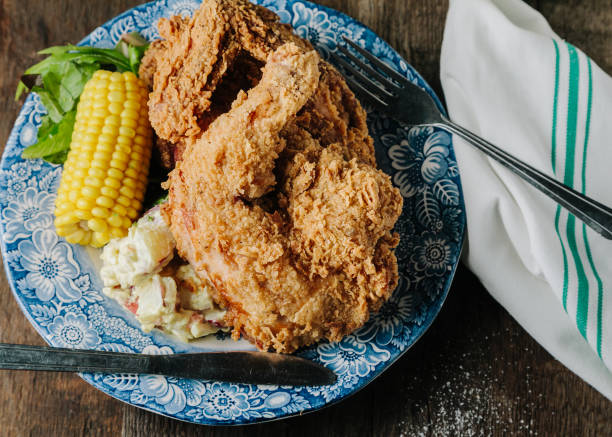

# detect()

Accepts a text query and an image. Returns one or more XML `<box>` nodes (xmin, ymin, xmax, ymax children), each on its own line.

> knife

<box><xmin>0</xmin><ymin>343</ymin><xmax>336</xmax><ymax>386</ymax></box>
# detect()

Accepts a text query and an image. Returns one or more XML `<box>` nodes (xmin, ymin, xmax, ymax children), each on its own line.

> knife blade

<box><xmin>0</xmin><ymin>343</ymin><xmax>336</xmax><ymax>386</ymax></box>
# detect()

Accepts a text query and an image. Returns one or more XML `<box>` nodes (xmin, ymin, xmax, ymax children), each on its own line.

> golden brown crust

<box><xmin>163</xmin><ymin>42</ymin><xmax>403</xmax><ymax>353</ymax></box>
<box><xmin>292</xmin><ymin>63</ymin><xmax>375</xmax><ymax>165</ymax></box>
<box><xmin>147</xmin><ymin>0</ymin><xmax>404</xmax><ymax>353</ymax></box>
<box><xmin>140</xmin><ymin>0</ymin><xmax>374</xmax><ymax>168</ymax></box>
<box><xmin>138</xmin><ymin>39</ymin><xmax>167</xmax><ymax>90</ymax></box>
<box><xmin>144</xmin><ymin>0</ymin><xmax>310</xmax><ymax>145</ymax></box>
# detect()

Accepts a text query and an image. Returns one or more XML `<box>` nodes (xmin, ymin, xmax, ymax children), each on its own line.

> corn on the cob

<box><xmin>54</xmin><ymin>70</ymin><xmax>152</xmax><ymax>248</ymax></box>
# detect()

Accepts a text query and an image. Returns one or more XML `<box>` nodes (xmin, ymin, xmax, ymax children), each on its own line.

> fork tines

<box><xmin>329</xmin><ymin>36</ymin><xmax>406</xmax><ymax>108</ymax></box>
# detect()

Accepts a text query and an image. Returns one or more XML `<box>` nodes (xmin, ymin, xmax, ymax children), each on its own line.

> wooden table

<box><xmin>0</xmin><ymin>1</ymin><xmax>610</xmax><ymax>435</ymax></box>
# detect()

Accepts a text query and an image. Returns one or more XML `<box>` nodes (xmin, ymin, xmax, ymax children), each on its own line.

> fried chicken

<box><xmin>143</xmin><ymin>0</ymin><xmax>308</xmax><ymax>144</ymax></box>
<box><xmin>163</xmin><ymin>43</ymin><xmax>403</xmax><ymax>353</ymax></box>
<box><xmin>140</xmin><ymin>0</ymin><xmax>375</xmax><ymax>169</ymax></box>
<box><xmin>142</xmin><ymin>0</ymin><xmax>404</xmax><ymax>352</ymax></box>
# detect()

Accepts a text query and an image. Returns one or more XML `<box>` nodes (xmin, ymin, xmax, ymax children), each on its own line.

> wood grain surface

<box><xmin>0</xmin><ymin>1</ymin><xmax>611</xmax><ymax>436</ymax></box>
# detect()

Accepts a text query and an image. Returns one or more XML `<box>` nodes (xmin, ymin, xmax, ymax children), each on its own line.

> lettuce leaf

<box><xmin>16</xmin><ymin>35</ymin><xmax>148</xmax><ymax>164</ymax></box>
<box><xmin>21</xmin><ymin>110</ymin><xmax>76</xmax><ymax>160</ymax></box>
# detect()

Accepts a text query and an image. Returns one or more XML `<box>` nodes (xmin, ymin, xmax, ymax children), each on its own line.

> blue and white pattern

<box><xmin>0</xmin><ymin>0</ymin><xmax>464</xmax><ymax>425</ymax></box>
<box><xmin>48</xmin><ymin>312</ymin><xmax>102</xmax><ymax>349</ymax></box>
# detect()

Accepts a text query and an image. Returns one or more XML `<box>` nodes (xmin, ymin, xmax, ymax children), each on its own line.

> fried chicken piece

<box><xmin>163</xmin><ymin>43</ymin><xmax>403</xmax><ymax>353</ymax></box>
<box><xmin>143</xmin><ymin>0</ymin><xmax>310</xmax><ymax>144</ymax></box>
<box><xmin>140</xmin><ymin>0</ymin><xmax>375</xmax><ymax>168</ymax></box>
<box><xmin>284</xmin><ymin>144</ymin><xmax>402</xmax><ymax>281</ymax></box>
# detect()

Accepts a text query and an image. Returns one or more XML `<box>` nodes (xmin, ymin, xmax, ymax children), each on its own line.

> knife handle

<box><xmin>0</xmin><ymin>343</ymin><xmax>150</xmax><ymax>374</ymax></box>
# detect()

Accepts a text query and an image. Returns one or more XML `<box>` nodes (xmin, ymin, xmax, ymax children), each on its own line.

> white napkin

<box><xmin>441</xmin><ymin>0</ymin><xmax>612</xmax><ymax>400</ymax></box>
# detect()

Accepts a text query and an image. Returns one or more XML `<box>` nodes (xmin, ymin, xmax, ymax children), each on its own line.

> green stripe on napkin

<box><xmin>563</xmin><ymin>43</ymin><xmax>590</xmax><ymax>339</ymax></box>
<box><xmin>551</xmin><ymin>40</ymin><xmax>604</xmax><ymax>348</ymax></box>
<box><xmin>551</xmin><ymin>39</ymin><xmax>570</xmax><ymax>309</ymax></box>
<box><xmin>579</xmin><ymin>57</ymin><xmax>604</xmax><ymax>356</ymax></box>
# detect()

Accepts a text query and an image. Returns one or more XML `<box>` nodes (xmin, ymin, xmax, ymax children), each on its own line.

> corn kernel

<box><xmin>86</xmin><ymin>124</ymin><xmax>101</xmax><ymax>134</ymax></box>
<box><xmin>130</xmin><ymin>151</ymin><xmax>143</xmax><ymax>163</ymax></box>
<box><xmin>101</xmin><ymin>125</ymin><xmax>119</xmax><ymax>136</ymax></box>
<box><xmin>96</xmin><ymin>196</ymin><xmax>114</xmax><ymax>209</ymax></box>
<box><xmin>108</xmin><ymin>102</ymin><xmax>123</xmax><ymax>114</ymax></box>
<box><xmin>110</xmin><ymin>227</ymin><xmax>126</xmax><ymax>238</ymax></box>
<box><xmin>123</xmin><ymin>177</ymin><xmax>137</xmax><ymax>189</ymax></box>
<box><xmin>125</xmin><ymin>168</ymin><xmax>139</xmax><ymax>179</ymax></box>
<box><xmin>107</xmin><ymin>213</ymin><xmax>123</xmax><ymax>228</ymax></box>
<box><xmin>113</xmin><ymin>203</ymin><xmax>127</xmax><ymax>216</ymax></box>
<box><xmin>117</xmin><ymin>196</ymin><xmax>131</xmax><ymax>207</ymax></box>
<box><xmin>134</xmin><ymin>135</ymin><xmax>147</xmax><ymax>146</ymax></box>
<box><xmin>121</xmin><ymin>108</ymin><xmax>139</xmax><ymax>120</ymax></box>
<box><xmin>107</xmin><ymin>168</ymin><xmax>123</xmax><ymax>180</ymax></box>
<box><xmin>124</xmin><ymin>71</ymin><xmax>138</xmax><ymax>82</ymax></box>
<box><xmin>82</xmin><ymin>133</ymin><xmax>97</xmax><ymax>144</ymax></box>
<box><xmin>93</xmin><ymin>98</ymin><xmax>107</xmax><ymax>109</ymax></box>
<box><xmin>125</xmin><ymin>82</ymin><xmax>139</xmax><ymax>92</ymax></box>
<box><xmin>80</xmin><ymin>232</ymin><xmax>92</xmax><ymax>246</ymax></box>
<box><xmin>110</xmin><ymin>159</ymin><xmax>127</xmax><ymax>171</ymax></box>
<box><xmin>91</xmin><ymin>160</ymin><xmax>108</xmax><ymax>170</ymax></box>
<box><xmin>54</xmin><ymin>212</ymin><xmax>79</xmax><ymax>227</ymax></box>
<box><xmin>119</xmin><ymin>126</ymin><xmax>136</xmax><ymax>138</ymax></box>
<box><xmin>124</xmin><ymin>100</ymin><xmax>140</xmax><ymax>110</ymax></box>
<box><xmin>75</xmin><ymin>208</ymin><xmax>91</xmax><ymax>220</ymax></box>
<box><xmin>84</xmin><ymin>176</ymin><xmax>103</xmax><ymax>188</ymax></box>
<box><xmin>119</xmin><ymin>185</ymin><xmax>135</xmax><ymax>199</ymax></box>
<box><xmin>91</xmin><ymin>232</ymin><xmax>109</xmax><ymax>248</ymax></box>
<box><xmin>117</xmin><ymin>136</ymin><xmax>132</xmax><ymax>146</ymax></box>
<box><xmin>88</xmin><ymin>167</ymin><xmax>106</xmax><ymax>179</ymax></box>
<box><xmin>97</xmin><ymin>142</ymin><xmax>114</xmax><ymax>154</ymax></box>
<box><xmin>108</xmin><ymin>91</ymin><xmax>125</xmax><ymax>102</ymax></box>
<box><xmin>65</xmin><ymin>228</ymin><xmax>86</xmax><ymax>245</ymax></box>
<box><xmin>112</xmin><ymin>151</ymin><xmax>129</xmax><ymax>163</ymax></box>
<box><xmin>93</xmin><ymin>151</ymin><xmax>112</xmax><ymax>162</ymax></box>
<box><xmin>126</xmin><ymin>91</ymin><xmax>139</xmax><ymax>101</ymax></box>
<box><xmin>121</xmin><ymin>118</ymin><xmax>137</xmax><ymax>129</ymax></box>
<box><xmin>116</xmin><ymin>144</ymin><xmax>131</xmax><ymax>154</ymax></box>
<box><xmin>96</xmin><ymin>70</ymin><xmax>112</xmax><ymax>79</ymax></box>
<box><xmin>104</xmin><ymin>177</ymin><xmax>121</xmax><ymax>190</ymax></box>
<box><xmin>105</xmin><ymin>115</ymin><xmax>121</xmax><ymax>127</ymax></box>
<box><xmin>76</xmin><ymin>198</ymin><xmax>94</xmax><ymax>211</ymax></box>
<box><xmin>88</xmin><ymin>218</ymin><xmax>108</xmax><ymax>233</ymax></box>
<box><xmin>101</xmin><ymin>186</ymin><xmax>119</xmax><ymax>198</ymax></box>
<box><xmin>81</xmin><ymin>186</ymin><xmax>100</xmax><ymax>199</ymax></box>
<box><xmin>127</xmin><ymin>207</ymin><xmax>139</xmax><ymax>219</ymax></box>
<box><xmin>98</xmin><ymin>133</ymin><xmax>115</xmax><ymax>145</ymax></box>
<box><xmin>92</xmin><ymin>108</ymin><xmax>109</xmax><ymax>119</ymax></box>
<box><xmin>91</xmin><ymin>207</ymin><xmax>110</xmax><ymax>219</ymax></box>
<box><xmin>109</xmin><ymin>82</ymin><xmax>124</xmax><ymax>91</ymax></box>
<box><xmin>109</xmin><ymin>72</ymin><xmax>122</xmax><ymax>82</ymax></box>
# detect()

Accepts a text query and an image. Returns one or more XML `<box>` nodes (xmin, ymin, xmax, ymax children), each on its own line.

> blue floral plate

<box><xmin>0</xmin><ymin>0</ymin><xmax>465</xmax><ymax>425</ymax></box>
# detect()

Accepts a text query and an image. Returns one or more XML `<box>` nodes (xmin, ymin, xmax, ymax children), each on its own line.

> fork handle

<box><xmin>436</xmin><ymin>119</ymin><xmax>612</xmax><ymax>240</ymax></box>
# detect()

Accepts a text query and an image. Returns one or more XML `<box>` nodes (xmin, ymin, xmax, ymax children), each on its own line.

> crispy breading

<box><xmin>139</xmin><ymin>0</ymin><xmax>375</xmax><ymax>168</ymax></box>
<box><xmin>143</xmin><ymin>0</ymin><xmax>309</xmax><ymax>145</ymax></box>
<box><xmin>144</xmin><ymin>0</ymin><xmax>403</xmax><ymax>352</ymax></box>
<box><xmin>163</xmin><ymin>43</ymin><xmax>403</xmax><ymax>353</ymax></box>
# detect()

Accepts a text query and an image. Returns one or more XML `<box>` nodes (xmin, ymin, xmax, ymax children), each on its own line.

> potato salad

<box><xmin>100</xmin><ymin>207</ymin><xmax>225</xmax><ymax>342</ymax></box>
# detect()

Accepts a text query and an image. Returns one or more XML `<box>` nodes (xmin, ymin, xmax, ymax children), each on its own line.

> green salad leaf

<box><xmin>21</xmin><ymin>110</ymin><xmax>76</xmax><ymax>160</ymax></box>
<box><xmin>16</xmin><ymin>34</ymin><xmax>149</xmax><ymax>164</ymax></box>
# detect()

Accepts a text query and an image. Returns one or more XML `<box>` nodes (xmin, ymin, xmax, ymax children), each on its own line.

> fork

<box><xmin>330</xmin><ymin>37</ymin><xmax>612</xmax><ymax>240</ymax></box>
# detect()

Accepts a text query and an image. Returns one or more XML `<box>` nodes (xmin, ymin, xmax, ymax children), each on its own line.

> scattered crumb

<box><xmin>395</xmin><ymin>327</ymin><xmax>543</xmax><ymax>436</ymax></box>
